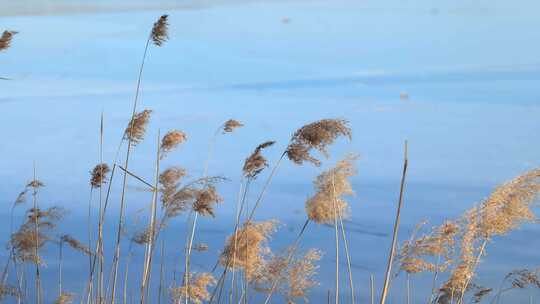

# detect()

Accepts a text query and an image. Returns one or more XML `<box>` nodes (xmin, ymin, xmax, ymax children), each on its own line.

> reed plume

<box><xmin>11</xmin><ymin>206</ymin><xmax>65</xmax><ymax>264</ymax></box>
<box><xmin>60</xmin><ymin>235</ymin><xmax>93</xmax><ymax>256</ymax></box>
<box><xmin>53</xmin><ymin>292</ymin><xmax>74</xmax><ymax>304</ymax></box>
<box><xmin>220</xmin><ymin>220</ymin><xmax>277</xmax><ymax>280</ymax></box>
<box><xmin>286</xmin><ymin>119</ymin><xmax>351</xmax><ymax>166</ymax></box>
<box><xmin>254</xmin><ymin>248</ymin><xmax>322</xmax><ymax>303</ymax></box>
<box><xmin>0</xmin><ymin>31</ymin><xmax>17</xmax><ymax>51</ymax></box>
<box><xmin>398</xmin><ymin>220</ymin><xmax>458</xmax><ymax>275</ymax></box>
<box><xmin>90</xmin><ymin>163</ymin><xmax>110</xmax><ymax>188</ymax></box>
<box><xmin>223</xmin><ymin>119</ymin><xmax>244</xmax><ymax>133</ymax></box>
<box><xmin>305</xmin><ymin>155</ymin><xmax>357</xmax><ymax>224</ymax></box>
<box><xmin>123</xmin><ymin>109</ymin><xmax>152</xmax><ymax>145</ymax></box>
<box><xmin>243</xmin><ymin>141</ymin><xmax>275</xmax><ymax>179</ymax></box>
<box><xmin>151</xmin><ymin>15</ymin><xmax>169</xmax><ymax>46</ymax></box>
<box><xmin>192</xmin><ymin>185</ymin><xmax>223</xmax><ymax>217</ymax></box>
<box><xmin>171</xmin><ymin>272</ymin><xmax>216</xmax><ymax>304</ymax></box>
<box><xmin>160</xmin><ymin>130</ymin><xmax>187</xmax><ymax>158</ymax></box>
<box><xmin>438</xmin><ymin>167</ymin><xmax>540</xmax><ymax>303</ymax></box>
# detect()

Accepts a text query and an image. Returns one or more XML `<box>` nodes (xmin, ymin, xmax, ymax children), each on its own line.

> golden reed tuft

<box><xmin>192</xmin><ymin>185</ymin><xmax>223</xmax><ymax>217</ymax></box>
<box><xmin>53</xmin><ymin>292</ymin><xmax>74</xmax><ymax>304</ymax></box>
<box><xmin>305</xmin><ymin>155</ymin><xmax>357</xmax><ymax>224</ymax></box>
<box><xmin>61</xmin><ymin>234</ymin><xmax>93</xmax><ymax>256</ymax></box>
<box><xmin>0</xmin><ymin>31</ymin><xmax>17</xmax><ymax>51</ymax></box>
<box><xmin>286</xmin><ymin>119</ymin><xmax>351</xmax><ymax>166</ymax></box>
<box><xmin>253</xmin><ymin>248</ymin><xmax>322</xmax><ymax>302</ymax></box>
<box><xmin>90</xmin><ymin>163</ymin><xmax>110</xmax><ymax>188</ymax></box>
<box><xmin>151</xmin><ymin>15</ymin><xmax>169</xmax><ymax>47</ymax></box>
<box><xmin>220</xmin><ymin>220</ymin><xmax>277</xmax><ymax>280</ymax></box>
<box><xmin>438</xmin><ymin>167</ymin><xmax>540</xmax><ymax>301</ymax></box>
<box><xmin>243</xmin><ymin>141</ymin><xmax>275</xmax><ymax>179</ymax></box>
<box><xmin>223</xmin><ymin>119</ymin><xmax>244</xmax><ymax>133</ymax></box>
<box><xmin>124</xmin><ymin>109</ymin><xmax>152</xmax><ymax>145</ymax></box>
<box><xmin>170</xmin><ymin>272</ymin><xmax>216</xmax><ymax>304</ymax></box>
<box><xmin>160</xmin><ymin>130</ymin><xmax>187</xmax><ymax>158</ymax></box>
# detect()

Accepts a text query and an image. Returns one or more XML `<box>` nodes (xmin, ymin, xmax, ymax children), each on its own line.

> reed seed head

<box><xmin>223</xmin><ymin>119</ymin><xmax>244</xmax><ymax>133</ymax></box>
<box><xmin>171</xmin><ymin>272</ymin><xmax>216</xmax><ymax>304</ymax></box>
<box><xmin>124</xmin><ymin>109</ymin><xmax>152</xmax><ymax>145</ymax></box>
<box><xmin>53</xmin><ymin>292</ymin><xmax>74</xmax><ymax>304</ymax></box>
<box><xmin>26</xmin><ymin>179</ymin><xmax>44</xmax><ymax>189</ymax></box>
<box><xmin>160</xmin><ymin>130</ymin><xmax>187</xmax><ymax>158</ymax></box>
<box><xmin>90</xmin><ymin>163</ymin><xmax>110</xmax><ymax>188</ymax></box>
<box><xmin>0</xmin><ymin>31</ymin><xmax>17</xmax><ymax>52</ymax></box>
<box><xmin>151</xmin><ymin>15</ymin><xmax>169</xmax><ymax>46</ymax></box>
<box><xmin>305</xmin><ymin>155</ymin><xmax>357</xmax><ymax>224</ymax></box>
<box><xmin>60</xmin><ymin>234</ymin><xmax>93</xmax><ymax>256</ymax></box>
<box><xmin>192</xmin><ymin>185</ymin><xmax>223</xmax><ymax>217</ymax></box>
<box><xmin>243</xmin><ymin>141</ymin><xmax>275</xmax><ymax>179</ymax></box>
<box><xmin>220</xmin><ymin>220</ymin><xmax>278</xmax><ymax>280</ymax></box>
<box><xmin>286</xmin><ymin>119</ymin><xmax>351</xmax><ymax>166</ymax></box>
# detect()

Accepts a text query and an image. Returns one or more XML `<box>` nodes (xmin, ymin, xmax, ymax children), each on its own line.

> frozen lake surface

<box><xmin>1</xmin><ymin>0</ymin><xmax>540</xmax><ymax>303</ymax></box>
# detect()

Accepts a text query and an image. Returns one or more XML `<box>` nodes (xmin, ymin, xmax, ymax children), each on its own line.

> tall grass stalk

<box><xmin>379</xmin><ymin>141</ymin><xmax>408</xmax><ymax>304</ymax></box>
<box><xmin>32</xmin><ymin>164</ymin><xmax>42</xmax><ymax>304</ymax></box>
<box><xmin>140</xmin><ymin>131</ymin><xmax>161</xmax><ymax>304</ymax></box>
<box><xmin>110</xmin><ymin>24</ymin><xmax>153</xmax><ymax>304</ymax></box>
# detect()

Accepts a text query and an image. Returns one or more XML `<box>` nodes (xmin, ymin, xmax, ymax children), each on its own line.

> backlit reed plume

<box><xmin>243</xmin><ymin>141</ymin><xmax>275</xmax><ymax>179</ymax></box>
<box><xmin>398</xmin><ymin>221</ymin><xmax>459</xmax><ymax>275</ymax></box>
<box><xmin>223</xmin><ymin>119</ymin><xmax>244</xmax><ymax>133</ymax></box>
<box><xmin>90</xmin><ymin>163</ymin><xmax>110</xmax><ymax>188</ymax></box>
<box><xmin>53</xmin><ymin>292</ymin><xmax>74</xmax><ymax>304</ymax></box>
<box><xmin>305</xmin><ymin>155</ymin><xmax>357</xmax><ymax>224</ymax></box>
<box><xmin>220</xmin><ymin>220</ymin><xmax>277</xmax><ymax>280</ymax></box>
<box><xmin>192</xmin><ymin>185</ymin><xmax>223</xmax><ymax>217</ymax></box>
<box><xmin>160</xmin><ymin>130</ymin><xmax>187</xmax><ymax>158</ymax></box>
<box><xmin>132</xmin><ymin>227</ymin><xmax>153</xmax><ymax>245</ymax></box>
<box><xmin>0</xmin><ymin>31</ymin><xmax>17</xmax><ymax>51</ymax></box>
<box><xmin>11</xmin><ymin>206</ymin><xmax>65</xmax><ymax>264</ymax></box>
<box><xmin>151</xmin><ymin>15</ymin><xmax>169</xmax><ymax>46</ymax></box>
<box><xmin>438</xmin><ymin>167</ymin><xmax>540</xmax><ymax>302</ymax></box>
<box><xmin>124</xmin><ymin>109</ymin><xmax>152</xmax><ymax>145</ymax></box>
<box><xmin>171</xmin><ymin>272</ymin><xmax>216</xmax><ymax>304</ymax></box>
<box><xmin>286</xmin><ymin>119</ymin><xmax>351</xmax><ymax>166</ymax></box>
<box><xmin>60</xmin><ymin>235</ymin><xmax>93</xmax><ymax>256</ymax></box>
<box><xmin>254</xmin><ymin>248</ymin><xmax>322</xmax><ymax>303</ymax></box>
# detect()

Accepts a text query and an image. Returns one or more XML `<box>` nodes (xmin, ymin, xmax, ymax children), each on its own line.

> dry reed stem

<box><xmin>379</xmin><ymin>141</ymin><xmax>408</xmax><ymax>304</ymax></box>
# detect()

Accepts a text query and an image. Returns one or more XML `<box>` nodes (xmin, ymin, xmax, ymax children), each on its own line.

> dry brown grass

<box><xmin>0</xmin><ymin>31</ymin><xmax>17</xmax><ymax>51</ymax></box>
<box><xmin>171</xmin><ymin>272</ymin><xmax>216</xmax><ymax>304</ymax></box>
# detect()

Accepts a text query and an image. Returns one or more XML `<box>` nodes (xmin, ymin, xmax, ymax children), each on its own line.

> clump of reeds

<box><xmin>286</xmin><ymin>119</ymin><xmax>351</xmax><ymax>166</ymax></box>
<box><xmin>437</xmin><ymin>167</ymin><xmax>540</xmax><ymax>303</ymax></box>
<box><xmin>90</xmin><ymin>163</ymin><xmax>110</xmax><ymax>188</ymax></box>
<box><xmin>10</xmin><ymin>206</ymin><xmax>65</xmax><ymax>264</ymax></box>
<box><xmin>151</xmin><ymin>15</ymin><xmax>169</xmax><ymax>46</ymax></box>
<box><xmin>220</xmin><ymin>220</ymin><xmax>277</xmax><ymax>280</ymax></box>
<box><xmin>243</xmin><ymin>141</ymin><xmax>275</xmax><ymax>179</ymax></box>
<box><xmin>305</xmin><ymin>154</ymin><xmax>357</xmax><ymax>224</ymax></box>
<box><xmin>124</xmin><ymin>109</ymin><xmax>152</xmax><ymax>145</ymax></box>
<box><xmin>223</xmin><ymin>119</ymin><xmax>244</xmax><ymax>133</ymax></box>
<box><xmin>171</xmin><ymin>272</ymin><xmax>216</xmax><ymax>304</ymax></box>
<box><xmin>0</xmin><ymin>31</ymin><xmax>17</xmax><ymax>51</ymax></box>
<box><xmin>53</xmin><ymin>292</ymin><xmax>74</xmax><ymax>304</ymax></box>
